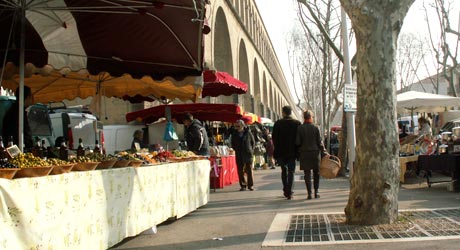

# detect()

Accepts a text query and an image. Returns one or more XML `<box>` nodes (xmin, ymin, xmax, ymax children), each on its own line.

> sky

<box><xmin>255</xmin><ymin>0</ymin><xmax>460</xmax><ymax>103</ymax></box>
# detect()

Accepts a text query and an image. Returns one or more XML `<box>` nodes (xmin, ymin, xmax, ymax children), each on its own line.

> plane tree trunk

<box><xmin>340</xmin><ymin>0</ymin><xmax>415</xmax><ymax>225</ymax></box>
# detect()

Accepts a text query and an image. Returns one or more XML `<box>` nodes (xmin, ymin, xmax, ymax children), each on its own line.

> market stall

<box><xmin>0</xmin><ymin>1</ymin><xmax>209</xmax><ymax>150</ymax></box>
<box><xmin>209</xmin><ymin>155</ymin><xmax>239</xmax><ymax>189</ymax></box>
<box><xmin>126</xmin><ymin>103</ymin><xmax>245</xmax><ymax>124</ymax></box>
<box><xmin>396</xmin><ymin>91</ymin><xmax>460</xmax><ymax>184</ymax></box>
<box><xmin>417</xmin><ymin>154</ymin><xmax>460</xmax><ymax>192</ymax></box>
<box><xmin>126</xmin><ymin>103</ymin><xmax>242</xmax><ymax>189</ymax></box>
<box><xmin>0</xmin><ymin>159</ymin><xmax>210</xmax><ymax>249</ymax></box>
<box><xmin>242</xmin><ymin>112</ymin><xmax>261</xmax><ymax>124</ymax></box>
<box><xmin>399</xmin><ymin>155</ymin><xmax>419</xmax><ymax>183</ymax></box>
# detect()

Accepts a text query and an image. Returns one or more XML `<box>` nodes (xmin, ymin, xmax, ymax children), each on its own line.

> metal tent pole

<box><xmin>18</xmin><ymin>2</ymin><xmax>26</xmax><ymax>151</ymax></box>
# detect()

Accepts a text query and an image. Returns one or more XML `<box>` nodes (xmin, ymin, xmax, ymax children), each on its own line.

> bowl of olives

<box><xmin>0</xmin><ymin>159</ymin><xmax>20</xmax><ymax>179</ymax></box>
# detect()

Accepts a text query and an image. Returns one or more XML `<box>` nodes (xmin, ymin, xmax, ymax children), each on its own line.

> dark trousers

<box><xmin>278</xmin><ymin>157</ymin><xmax>296</xmax><ymax>196</ymax></box>
<box><xmin>237</xmin><ymin>163</ymin><xmax>254</xmax><ymax>188</ymax></box>
<box><xmin>303</xmin><ymin>168</ymin><xmax>320</xmax><ymax>195</ymax></box>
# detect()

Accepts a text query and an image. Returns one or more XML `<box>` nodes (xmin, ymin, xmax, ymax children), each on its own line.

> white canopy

<box><xmin>261</xmin><ymin>117</ymin><xmax>274</xmax><ymax>125</ymax></box>
<box><xmin>397</xmin><ymin>91</ymin><xmax>460</xmax><ymax>113</ymax></box>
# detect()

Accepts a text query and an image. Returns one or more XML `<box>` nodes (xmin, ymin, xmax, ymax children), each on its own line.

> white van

<box><xmin>28</xmin><ymin>104</ymin><xmax>102</xmax><ymax>149</ymax></box>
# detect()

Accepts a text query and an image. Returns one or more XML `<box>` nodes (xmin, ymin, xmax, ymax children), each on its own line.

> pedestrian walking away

<box><xmin>272</xmin><ymin>106</ymin><xmax>301</xmax><ymax>199</ymax></box>
<box><xmin>296</xmin><ymin>110</ymin><xmax>328</xmax><ymax>200</ymax></box>
<box><xmin>265</xmin><ymin>133</ymin><xmax>275</xmax><ymax>169</ymax></box>
<box><xmin>231</xmin><ymin>119</ymin><xmax>256</xmax><ymax>191</ymax></box>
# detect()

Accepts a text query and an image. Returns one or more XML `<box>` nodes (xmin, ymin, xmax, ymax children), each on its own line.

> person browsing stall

<box><xmin>2</xmin><ymin>86</ymin><xmax>34</xmax><ymax>151</ymax></box>
<box><xmin>183</xmin><ymin>113</ymin><xmax>210</xmax><ymax>156</ymax></box>
<box><xmin>131</xmin><ymin>130</ymin><xmax>147</xmax><ymax>151</ymax></box>
<box><xmin>418</xmin><ymin>117</ymin><xmax>432</xmax><ymax>138</ymax></box>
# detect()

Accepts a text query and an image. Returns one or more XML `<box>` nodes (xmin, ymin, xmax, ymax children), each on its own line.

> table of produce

<box><xmin>0</xmin><ymin>149</ymin><xmax>207</xmax><ymax>180</ymax></box>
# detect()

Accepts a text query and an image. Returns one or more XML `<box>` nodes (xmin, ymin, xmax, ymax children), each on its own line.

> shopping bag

<box><xmin>163</xmin><ymin>106</ymin><xmax>178</xmax><ymax>142</ymax></box>
<box><xmin>163</xmin><ymin>121</ymin><xmax>178</xmax><ymax>141</ymax></box>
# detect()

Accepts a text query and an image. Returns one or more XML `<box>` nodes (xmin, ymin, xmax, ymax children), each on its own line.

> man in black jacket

<box><xmin>183</xmin><ymin>113</ymin><xmax>210</xmax><ymax>156</ymax></box>
<box><xmin>272</xmin><ymin>106</ymin><xmax>301</xmax><ymax>199</ymax></box>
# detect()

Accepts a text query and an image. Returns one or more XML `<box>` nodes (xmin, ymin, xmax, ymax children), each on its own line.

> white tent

<box><xmin>397</xmin><ymin>91</ymin><xmax>460</xmax><ymax>113</ymax></box>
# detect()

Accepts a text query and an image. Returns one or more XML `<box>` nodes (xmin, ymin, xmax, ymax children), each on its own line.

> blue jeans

<box><xmin>277</xmin><ymin>157</ymin><xmax>296</xmax><ymax>196</ymax></box>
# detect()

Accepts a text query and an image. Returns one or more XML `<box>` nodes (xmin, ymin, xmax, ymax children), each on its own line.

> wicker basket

<box><xmin>128</xmin><ymin>160</ymin><xmax>143</xmax><ymax>167</ymax></box>
<box><xmin>113</xmin><ymin>159</ymin><xmax>131</xmax><ymax>168</ymax></box>
<box><xmin>49</xmin><ymin>164</ymin><xmax>75</xmax><ymax>175</ymax></box>
<box><xmin>96</xmin><ymin>159</ymin><xmax>117</xmax><ymax>169</ymax></box>
<box><xmin>0</xmin><ymin>168</ymin><xmax>20</xmax><ymax>179</ymax></box>
<box><xmin>72</xmin><ymin>162</ymin><xmax>99</xmax><ymax>171</ymax></box>
<box><xmin>320</xmin><ymin>155</ymin><xmax>341</xmax><ymax>179</ymax></box>
<box><xmin>14</xmin><ymin>166</ymin><xmax>54</xmax><ymax>178</ymax></box>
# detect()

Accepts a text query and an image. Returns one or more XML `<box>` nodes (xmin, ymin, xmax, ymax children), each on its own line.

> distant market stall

<box><xmin>126</xmin><ymin>103</ymin><xmax>245</xmax><ymax>124</ymax></box>
<box><xmin>397</xmin><ymin>91</ymin><xmax>460</xmax><ymax>113</ymax></box>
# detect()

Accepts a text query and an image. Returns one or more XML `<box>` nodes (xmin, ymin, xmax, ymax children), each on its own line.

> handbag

<box><xmin>254</xmin><ymin>142</ymin><xmax>266</xmax><ymax>155</ymax></box>
<box><xmin>320</xmin><ymin>155</ymin><xmax>341</xmax><ymax>179</ymax></box>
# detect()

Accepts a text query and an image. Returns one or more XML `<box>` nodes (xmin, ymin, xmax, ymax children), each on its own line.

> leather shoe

<box><xmin>239</xmin><ymin>188</ymin><xmax>246</xmax><ymax>191</ymax></box>
<box><xmin>287</xmin><ymin>195</ymin><xmax>292</xmax><ymax>200</ymax></box>
<box><xmin>315</xmin><ymin>193</ymin><xmax>320</xmax><ymax>198</ymax></box>
<box><xmin>307</xmin><ymin>195</ymin><xmax>312</xmax><ymax>200</ymax></box>
<box><xmin>248</xmin><ymin>187</ymin><xmax>254</xmax><ymax>191</ymax></box>
<box><xmin>283</xmin><ymin>191</ymin><xmax>293</xmax><ymax>198</ymax></box>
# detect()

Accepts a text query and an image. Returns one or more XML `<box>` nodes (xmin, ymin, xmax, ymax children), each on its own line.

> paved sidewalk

<box><xmin>112</xmin><ymin>168</ymin><xmax>460</xmax><ymax>250</ymax></box>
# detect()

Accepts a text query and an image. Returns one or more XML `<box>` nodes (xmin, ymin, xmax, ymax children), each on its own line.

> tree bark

<box><xmin>341</xmin><ymin>0</ymin><xmax>414</xmax><ymax>225</ymax></box>
<box><xmin>338</xmin><ymin>111</ymin><xmax>348</xmax><ymax>176</ymax></box>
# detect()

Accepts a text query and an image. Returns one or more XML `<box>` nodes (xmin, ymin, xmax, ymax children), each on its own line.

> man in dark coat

<box><xmin>296</xmin><ymin>110</ymin><xmax>328</xmax><ymax>199</ymax></box>
<box><xmin>272</xmin><ymin>106</ymin><xmax>301</xmax><ymax>199</ymax></box>
<box><xmin>2</xmin><ymin>86</ymin><xmax>34</xmax><ymax>151</ymax></box>
<box><xmin>183</xmin><ymin>113</ymin><xmax>210</xmax><ymax>156</ymax></box>
<box><xmin>231</xmin><ymin>119</ymin><xmax>255</xmax><ymax>191</ymax></box>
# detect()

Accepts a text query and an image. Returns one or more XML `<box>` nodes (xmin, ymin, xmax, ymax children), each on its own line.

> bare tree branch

<box><xmin>298</xmin><ymin>0</ymin><xmax>344</xmax><ymax>63</ymax></box>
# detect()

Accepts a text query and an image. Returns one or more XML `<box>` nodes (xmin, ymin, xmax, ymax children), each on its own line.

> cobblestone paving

<box><xmin>282</xmin><ymin>208</ymin><xmax>460</xmax><ymax>244</ymax></box>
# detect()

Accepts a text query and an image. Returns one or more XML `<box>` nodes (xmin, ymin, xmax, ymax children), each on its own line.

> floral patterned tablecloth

<box><xmin>0</xmin><ymin>160</ymin><xmax>210</xmax><ymax>250</ymax></box>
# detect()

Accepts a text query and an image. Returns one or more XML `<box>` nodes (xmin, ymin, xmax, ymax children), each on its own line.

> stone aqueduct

<box><xmin>203</xmin><ymin>0</ymin><xmax>298</xmax><ymax>120</ymax></box>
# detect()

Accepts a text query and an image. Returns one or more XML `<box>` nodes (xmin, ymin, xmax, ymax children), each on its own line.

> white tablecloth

<box><xmin>0</xmin><ymin>160</ymin><xmax>210</xmax><ymax>250</ymax></box>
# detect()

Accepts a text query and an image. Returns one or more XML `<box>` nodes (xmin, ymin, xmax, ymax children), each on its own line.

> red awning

<box><xmin>126</xmin><ymin>103</ymin><xmax>244</xmax><ymax>124</ymax></box>
<box><xmin>242</xmin><ymin>112</ymin><xmax>260</xmax><ymax>124</ymax></box>
<box><xmin>123</xmin><ymin>70</ymin><xmax>248</xmax><ymax>102</ymax></box>
<box><xmin>201</xmin><ymin>70</ymin><xmax>248</xmax><ymax>97</ymax></box>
